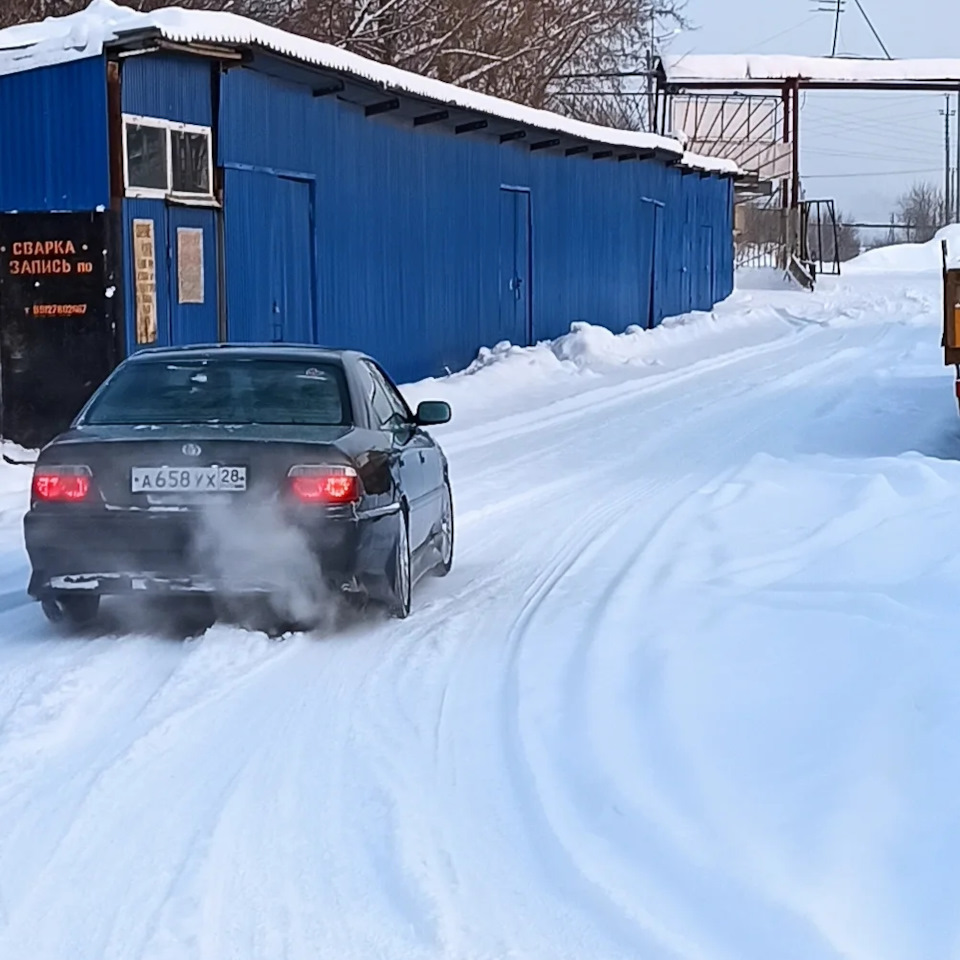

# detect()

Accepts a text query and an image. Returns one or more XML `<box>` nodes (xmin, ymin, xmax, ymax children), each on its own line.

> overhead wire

<box><xmin>748</xmin><ymin>15</ymin><xmax>819</xmax><ymax>52</ymax></box>
<box><xmin>808</xmin><ymin>120</ymin><xmax>941</xmax><ymax>142</ymax></box>
<box><xmin>804</xmin><ymin>166</ymin><xmax>942</xmax><ymax>178</ymax></box>
<box><xmin>804</xmin><ymin>125</ymin><xmax>942</xmax><ymax>152</ymax></box>
<box><xmin>809</xmin><ymin>103</ymin><xmax>943</xmax><ymax>130</ymax></box>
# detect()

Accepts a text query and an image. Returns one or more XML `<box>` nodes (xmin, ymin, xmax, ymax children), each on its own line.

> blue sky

<box><xmin>671</xmin><ymin>0</ymin><xmax>957</xmax><ymax>226</ymax></box>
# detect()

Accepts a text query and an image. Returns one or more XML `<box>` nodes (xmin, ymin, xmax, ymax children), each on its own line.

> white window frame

<box><xmin>122</xmin><ymin>114</ymin><xmax>215</xmax><ymax>203</ymax></box>
<box><xmin>167</xmin><ymin>119</ymin><xmax>215</xmax><ymax>201</ymax></box>
<box><xmin>122</xmin><ymin>114</ymin><xmax>170</xmax><ymax>199</ymax></box>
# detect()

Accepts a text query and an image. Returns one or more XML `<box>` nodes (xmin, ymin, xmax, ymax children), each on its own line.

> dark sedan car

<box><xmin>24</xmin><ymin>345</ymin><xmax>453</xmax><ymax>628</ymax></box>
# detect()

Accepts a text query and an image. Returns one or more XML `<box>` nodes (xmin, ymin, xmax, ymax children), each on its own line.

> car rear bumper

<box><xmin>24</xmin><ymin>504</ymin><xmax>400</xmax><ymax>601</ymax></box>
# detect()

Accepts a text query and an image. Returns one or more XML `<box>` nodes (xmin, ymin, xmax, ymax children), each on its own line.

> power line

<box><xmin>803</xmin><ymin>121</ymin><xmax>943</xmax><ymax>146</ymax></box>
<box><xmin>804</xmin><ymin>146</ymin><xmax>942</xmax><ymax>161</ymax></box>
<box><xmin>802</xmin><ymin>116</ymin><xmax>944</xmax><ymax>153</ymax></box>
<box><xmin>804</xmin><ymin>167</ymin><xmax>943</xmax><ymax>178</ymax></box>
<box><xmin>809</xmin><ymin>132</ymin><xmax>941</xmax><ymax>154</ymax></box>
<box><xmin>808</xmin><ymin>116</ymin><xmax>942</xmax><ymax>140</ymax></box>
<box><xmin>748</xmin><ymin>15</ymin><xmax>819</xmax><ymax>52</ymax></box>
<box><xmin>809</xmin><ymin>105</ymin><xmax>943</xmax><ymax>130</ymax></box>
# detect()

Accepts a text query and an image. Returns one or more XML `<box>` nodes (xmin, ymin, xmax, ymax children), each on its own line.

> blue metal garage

<box><xmin>0</xmin><ymin>4</ymin><xmax>735</xmax><ymax>443</ymax></box>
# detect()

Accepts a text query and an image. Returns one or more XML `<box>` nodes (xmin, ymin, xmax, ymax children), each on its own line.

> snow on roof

<box><xmin>0</xmin><ymin>0</ymin><xmax>737</xmax><ymax>176</ymax></box>
<box><xmin>663</xmin><ymin>53</ymin><xmax>960</xmax><ymax>86</ymax></box>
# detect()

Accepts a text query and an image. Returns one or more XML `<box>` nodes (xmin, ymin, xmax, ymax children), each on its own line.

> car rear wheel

<box><xmin>41</xmin><ymin>594</ymin><xmax>100</xmax><ymax>629</ymax></box>
<box><xmin>433</xmin><ymin>480</ymin><xmax>454</xmax><ymax>577</ymax></box>
<box><xmin>388</xmin><ymin>510</ymin><xmax>412</xmax><ymax>619</ymax></box>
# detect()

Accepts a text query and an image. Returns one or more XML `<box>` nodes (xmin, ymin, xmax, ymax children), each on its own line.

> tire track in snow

<box><xmin>485</xmin><ymin>318</ymin><xmax>894</xmax><ymax>959</ymax></box>
<box><xmin>0</xmin><ymin>283</ymin><xmax>941</xmax><ymax>960</ymax></box>
<box><xmin>0</xmin><ymin>629</ymin><xmax>306</xmax><ymax>954</ymax></box>
<box><xmin>306</xmin><ymin>316</ymin><xmax>896</xmax><ymax>960</ymax></box>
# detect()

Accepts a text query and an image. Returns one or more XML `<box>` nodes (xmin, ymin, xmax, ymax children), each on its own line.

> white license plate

<box><xmin>131</xmin><ymin>465</ymin><xmax>247</xmax><ymax>493</ymax></box>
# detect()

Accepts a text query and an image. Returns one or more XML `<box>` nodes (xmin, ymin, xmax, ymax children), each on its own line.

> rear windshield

<box><xmin>82</xmin><ymin>358</ymin><xmax>351</xmax><ymax>426</ymax></box>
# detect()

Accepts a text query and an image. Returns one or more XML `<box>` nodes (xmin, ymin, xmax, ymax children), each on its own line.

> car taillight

<box><xmin>32</xmin><ymin>465</ymin><xmax>92</xmax><ymax>502</ymax></box>
<box><xmin>288</xmin><ymin>464</ymin><xmax>360</xmax><ymax>504</ymax></box>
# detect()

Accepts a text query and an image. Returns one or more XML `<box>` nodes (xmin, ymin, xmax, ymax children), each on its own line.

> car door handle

<box><xmin>418</xmin><ymin>451</ymin><xmax>425</xmax><ymax>464</ymax></box>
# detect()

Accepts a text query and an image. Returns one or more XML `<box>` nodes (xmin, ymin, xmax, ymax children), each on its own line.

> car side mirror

<box><xmin>415</xmin><ymin>400</ymin><xmax>451</xmax><ymax>426</ymax></box>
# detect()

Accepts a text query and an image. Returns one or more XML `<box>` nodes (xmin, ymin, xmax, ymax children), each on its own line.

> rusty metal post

<box><xmin>780</xmin><ymin>82</ymin><xmax>791</xmax><ymax>269</ymax></box>
<box><xmin>791</xmin><ymin>79</ymin><xmax>801</xmax><ymax>210</ymax></box>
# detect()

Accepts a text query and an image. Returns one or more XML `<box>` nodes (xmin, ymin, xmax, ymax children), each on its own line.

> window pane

<box><xmin>83</xmin><ymin>359</ymin><xmax>351</xmax><ymax>426</ymax></box>
<box><xmin>373</xmin><ymin>364</ymin><xmax>412</xmax><ymax>420</ymax></box>
<box><xmin>126</xmin><ymin>124</ymin><xmax>167</xmax><ymax>190</ymax></box>
<box><xmin>171</xmin><ymin>130</ymin><xmax>211</xmax><ymax>194</ymax></box>
<box><xmin>363</xmin><ymin>361</ymin><xmax>409</xmax><ymax>427</ymax></box>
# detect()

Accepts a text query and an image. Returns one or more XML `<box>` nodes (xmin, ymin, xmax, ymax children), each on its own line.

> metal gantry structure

<box><xmin>655</xmin><ymin>53</ymin><xmax>960</xmax><ymax>283</ymax></box>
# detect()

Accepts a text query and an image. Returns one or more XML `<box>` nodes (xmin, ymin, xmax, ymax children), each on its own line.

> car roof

<box><xmin>125</xmin><ymin>343</ymin><xmax>369</xmax><ymax>365</ymax></box>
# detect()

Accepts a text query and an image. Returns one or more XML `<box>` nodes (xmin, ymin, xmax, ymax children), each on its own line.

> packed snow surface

<box><xmin>0</xmin><ymin>248</ymin><xmax>958</xmax><ymax>959</ymax></box>
<box><xmin>0</xmin><ymin>0</ymin><xmax>735</xmax><ymax>175</ymax></box>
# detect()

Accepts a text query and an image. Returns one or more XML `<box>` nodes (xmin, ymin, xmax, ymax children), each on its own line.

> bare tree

<box><xmin>283</xmin><ymin>0</ymin><xmax>685</xmax><ymax>126</ymax></box>
<box><xmin>0</xmin><ymin>0</ymin><xmax>315</xmax><ymax>25</ymax></box>
<box><xmin>0</xmin><ymin>0</ymin><xmax>685</xmax><ymax>129</ymax></box>
<box><xmin>836</xmin><ymin>219</ymin><xmax>862</xmax><ymax>261</ymax></box>
<box><xmin>808</xmin><ymin>210</ymin><xmax>861</xmax><ymax>264</ymax></box>
<box><xmin>895</xmin><ymin>181</ymin><xmax>947</xmax><ymax>243</ymax></box>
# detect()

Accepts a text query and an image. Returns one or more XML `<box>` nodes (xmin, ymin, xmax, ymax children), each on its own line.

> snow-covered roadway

<box><xmin>0</xmin><ymin>260</ymin><xmax>958</xmax><ymax>960</ymax></box>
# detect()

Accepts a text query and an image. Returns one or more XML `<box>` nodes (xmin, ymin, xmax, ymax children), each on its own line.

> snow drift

<box><xmin>845</xmin><ymin>223</ymin><xmax>960</xmax><ymax>274</ymax></box>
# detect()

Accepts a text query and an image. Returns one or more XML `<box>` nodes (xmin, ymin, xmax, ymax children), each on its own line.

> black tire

<box><xmin>433</xmin><ymin>480</ymin><xmax>454</xmax><ymax>577</ymax></box>
<box><xmin>42</xmin><ymin>594</ymin><xmax>100</xmax><ymax>629</ymax></box>
<box><xmin>387</xmin><ymin>509</ymin><xmax>412</xmax><ymax>619</ymax></box>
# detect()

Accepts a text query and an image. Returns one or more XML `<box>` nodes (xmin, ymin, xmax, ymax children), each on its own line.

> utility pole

<box><xmin>645</xmin><ymin>4</ymin><xmax>656</xmax><ymax>132</ymax></box>
<box><xmin>942</xmin><ymin>95</ymin><xmax>956</xmax><ymax>224</ymax></box>
<box><xmin>955</xmin><ymin>89</ymin><xmax>960</xmax><ymax>222</ymax></box>
<box><xmin>815</xmin><ymin>0</ymin><xmax>891</xmax><ymax>60</ymax></box>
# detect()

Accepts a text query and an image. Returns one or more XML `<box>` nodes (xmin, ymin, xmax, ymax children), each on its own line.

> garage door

<box><xmin>223</xmin><ymin>168</ymin><xmax>315</xmax><ymax>343</ymax></box>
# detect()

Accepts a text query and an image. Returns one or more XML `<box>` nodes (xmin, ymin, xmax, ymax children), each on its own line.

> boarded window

<box><xmin>177</xmin><ymin>228</ymin><xmax>204</xmax><ymax>304</ymax></box>
<box><xmin>126</xmin><ymin>123</ymin><xmax>168</xmax><ymax>192</ymax></box>
<box><xmin>132</xmin><ymin>219</ymin><xmax>158</xmax><ymax>344</ymax></box>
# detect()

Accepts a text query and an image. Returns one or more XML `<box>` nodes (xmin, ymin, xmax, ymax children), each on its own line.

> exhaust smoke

<box><xmin>193</xmin><ymin>498</ymin><xmax>334</xmax><ymax>631</ymax></box>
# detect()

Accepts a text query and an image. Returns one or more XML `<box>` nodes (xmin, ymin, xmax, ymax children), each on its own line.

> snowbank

<box><xmin>402</xmin><ymin>308</ymin><xmax>792</xmax><ymax>428</ymax></box>
<box><xmin>402</xmin><ymin>272</ymin><xmax>933</xmax><ymax>433</ymax></box>
<box><xmin>845</xmin><ymin>224</ymin><xmax>960</xmax><ymax>274</ymax></box>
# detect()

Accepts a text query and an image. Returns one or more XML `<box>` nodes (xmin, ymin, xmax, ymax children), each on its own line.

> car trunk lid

<box><xmin>43</xmin><ymin>424</ymin><xmax>357</xmax><ymax>510</ymax></box>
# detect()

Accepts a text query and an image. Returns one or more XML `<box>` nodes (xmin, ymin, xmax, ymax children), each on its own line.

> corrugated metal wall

<box><xmin>217</xmin><ymin>65</ymin><xmax>735</xmax><ymax>383</ymax></box>
<box><xmin>0</xmin><ymin>51</ymin><xmax>733</xmax><ymax>381</ymax></box>
<box><xmin>119</xmin><ymin>54</ymin><xmax>219</xmax><ymax>351</ymax></box>
<box><xmin>0</xmin><ymin>56</ymin><xmax>110</xmax><ymax>213</ymax></box>
<box><xmin>121</xmin><ymin>54</ymin><xmax>213</xmax><ymax>126</ymax></box>
<box><xmin>0</xmin><ymin>50</ymin><xmax>734</xmax><ymax>382</ymax></box>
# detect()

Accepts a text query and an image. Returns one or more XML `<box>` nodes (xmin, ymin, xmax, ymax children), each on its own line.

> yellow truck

<box><xmin>944</xmin><ymin>242</ymin><xmax>960</xmax><ymax>406</ymax></box>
